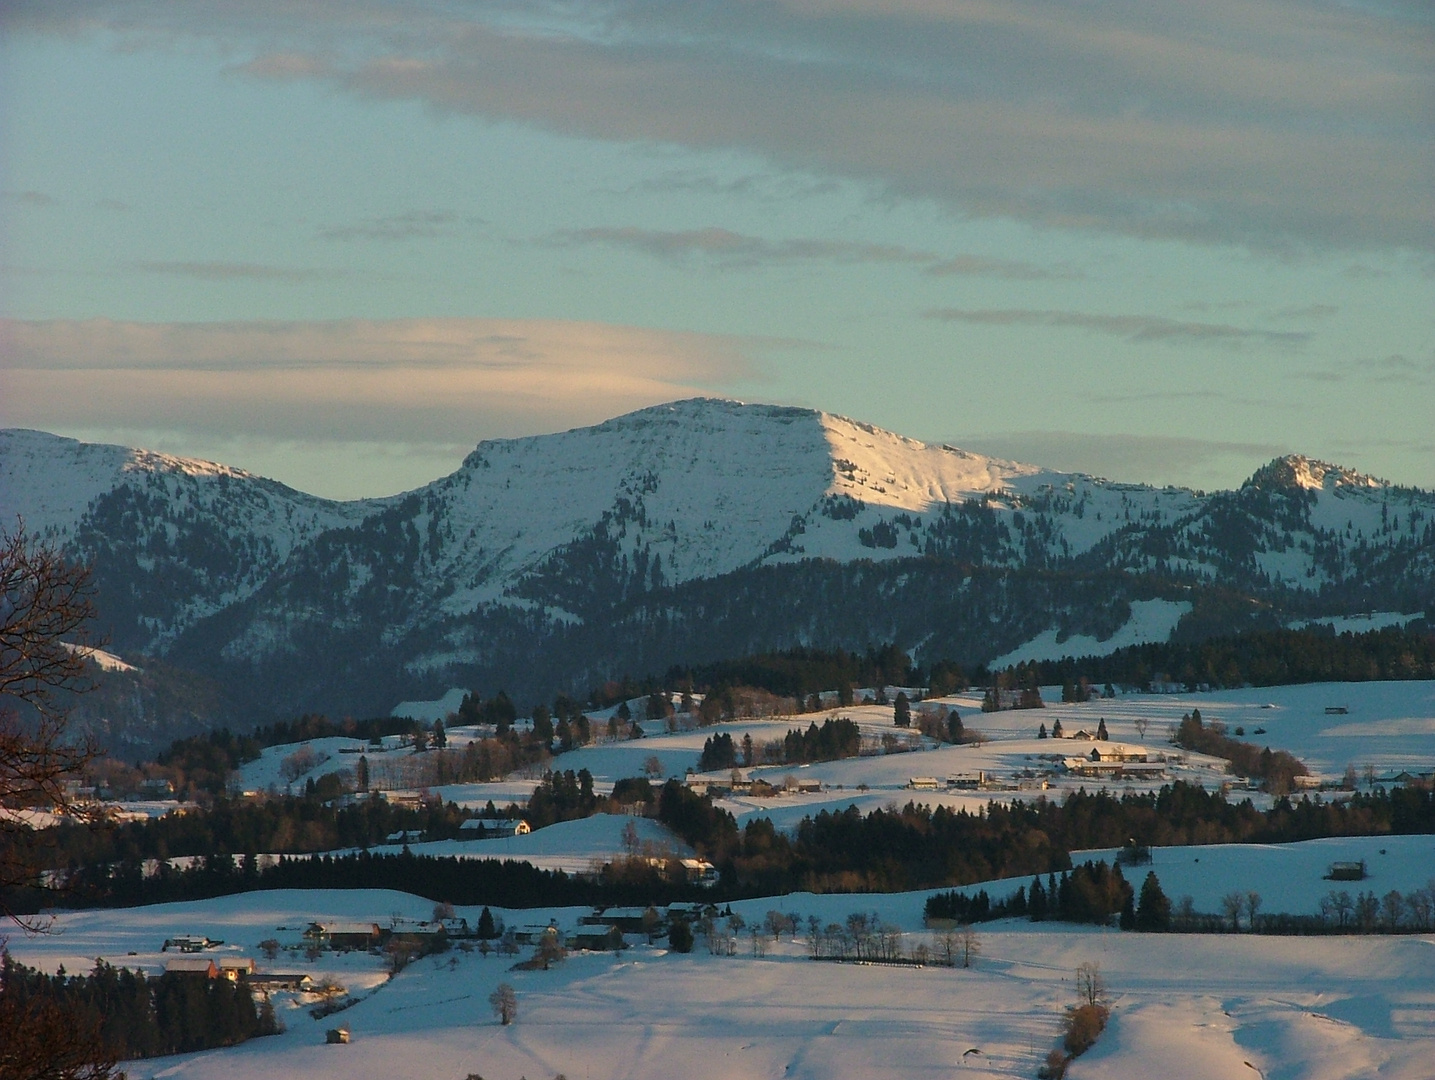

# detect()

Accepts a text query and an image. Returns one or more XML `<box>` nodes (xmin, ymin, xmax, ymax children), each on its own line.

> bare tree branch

<box><xmin>0</xmin><ymin>521</ymin><xmax>103</xmax><ymax>932</ymax></box>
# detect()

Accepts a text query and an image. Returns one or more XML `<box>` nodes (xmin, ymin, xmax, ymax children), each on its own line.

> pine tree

<box><xmin>1052</xmin><ymin>719</ymin><xmax>1064</xmax><ymax>738</ymax></box>
<box><xmin>1097</xmin><ymin>718</ymin><xmax>1109</xmax><ymax>741</ymax></box>
<box><xmin>477</xmin><ymin>906</ymin><xmax>497</xmax><ymax>939</ymax></box>
<box><xmin>1135</xmin><ymin>872</ymin><xmax>1171</xmax><ymax>932</ymax></box>
<box><xmin>531</xmin><ymin>706</ymin><xmax>553</xmax><ymax>743</ymax></box>
<box><xmin>1029</xmin><ymin>876</ymin><xmax>1047</xmax><ymax>921</ymax></box>
<box><xmin>1038</xmin><ymin>722</ymin><xmax>1047</xmax><ymax>739</ymax></box>
<box><xmin>893</xmin><ymin>692</ymin><xmax>911</xmax><ymax>728</ymax></box>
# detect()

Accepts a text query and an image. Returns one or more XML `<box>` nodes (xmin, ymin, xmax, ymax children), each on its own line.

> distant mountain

<box><xmin>3</xmin><ymin>400</ymin><xmax>1431</xmax><ymax>727</ymax></box>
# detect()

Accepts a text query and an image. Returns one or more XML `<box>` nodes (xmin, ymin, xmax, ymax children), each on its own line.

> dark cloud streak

<box><xmin>923</xmin><ymin>307</ymin><xmax>1311</xmax><ymax>346</ymax></box>
<box><xmin>549</xmin><ymin>225</ymin><xmax>1066</xmax><ymax>278</ymax></box>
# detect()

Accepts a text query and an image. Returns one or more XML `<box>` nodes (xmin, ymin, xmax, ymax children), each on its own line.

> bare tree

<box><xmin>765</xmin><ymin>910</ymin><xmax>786</xmax><ymax>941</ymax></box>
<box><xmin>1133</xmin><ymin>717</ymin><xmax>1149</xmax><ymax>739</ymax></box>
<box><xmin>1381</xmin><ymin>890</ymin><xmax>1407</xmax><ymax>931</ymax></box>
<box><xmin>489</xmin><ymin>983</ymin><xmax>517</xmax><ymax>1025</ymax></box>
<box><xmin>749</xmin><ymin>926</ymin><xmax>767</xmax><ymax>957</ymax></box>
<box><xmin>957</xmin><ymin>924</ymin><xmax>981</xmax><ymax>968</ymax></box>
<box><xmin>1221</xmin><ymin>891</ymin><xmax>1245</xmax><ymax>932</ymax></box>
<box><xmin>936</xmin><ymin>930</ymin><xmax>959</xmax><ymax>966</ymax></box>
<box><xmin>1</xmin><ymin>524</ymin><xmax>102</xmax><ymax>929</ymax></box>
<box><xmin>1075</xmin><ymin>961</ymin><xmax>1106</xmax><ymax>1007</ymax></box>
<box><xmin>1244</xmin><ymin>891</ymin><xmax>1262</xmax><ymax>932</ymax></box>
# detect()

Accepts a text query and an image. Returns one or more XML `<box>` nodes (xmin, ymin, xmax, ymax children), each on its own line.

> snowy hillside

<box><xmin>10</xmin><ymin>868</ymin><xmax>1435</xmax><ymax>1080</ymax></box>
<box><xmin>4</xmin><ymin>399</ymin><xmax>1434</xmax><ymax>717</ymax></box>
<box><xmin>0</xmin><ymin>428</ymin><xmax>372</xmax><ymax>651</ymax></box>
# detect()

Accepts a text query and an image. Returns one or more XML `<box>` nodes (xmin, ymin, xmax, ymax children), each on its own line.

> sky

<box><xmin>1</xmin><ymin>0</ymin><xmax>1432</xmax><ymax>500</ymax></box>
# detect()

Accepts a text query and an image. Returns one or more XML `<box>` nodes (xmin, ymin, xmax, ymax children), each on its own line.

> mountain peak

<box><xmin>1246</xmin><ymin>454</ymin><xmax>1385</xmax><ymax>493</ymax></box>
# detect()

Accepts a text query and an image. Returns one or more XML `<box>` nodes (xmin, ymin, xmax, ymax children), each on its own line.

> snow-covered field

<box><xmin>10</xmin><ymin>834</ymin><xmax>1435</xmax><ymax>1080</ymax></box>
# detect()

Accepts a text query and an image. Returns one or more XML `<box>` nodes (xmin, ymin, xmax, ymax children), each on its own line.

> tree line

<box><xmin>655</xmin><ymin>780</ymin><xmax>1435</xmax><ymax>896</ymax></box>
<box><xmin>0</xmin><ymin>954</ymin><xmax>278</xmax><ymax>1062</ymax></box>
<box><xmin>989</xmin><ymin>624</ymin><xmax>1435</xmax><ymax>691</ymax></box>
<box><xmin>698</xmin><ymin>717</ymin><xmax>862</xmax><ymax>771</ymax></box>
<box><xmin>926</xmin><ymin>861</ymin><xmax>1172</xmax><ymax>931</ymax></box>
<box><xmin>1172</xmin><ymin>708</ymin><xmax>1309</xmax><ymax>791</ymax></box>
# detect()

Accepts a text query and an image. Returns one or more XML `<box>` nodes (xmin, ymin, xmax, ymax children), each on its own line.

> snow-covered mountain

<box><xmin>0</xmin><ymin>428</ymin><xmax>373</xmax><ymax>651</ymax></box>
<box><xmin>2</xmin><ymin>399</ymin><xmax>1431</xmax><ymax>721</ymax></box>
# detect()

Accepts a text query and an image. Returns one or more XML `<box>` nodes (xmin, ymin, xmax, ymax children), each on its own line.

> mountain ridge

<box><xmin>3</xmin><ymin>399</ymin><xmax>1432</xmax><ymax>728</ymax></box>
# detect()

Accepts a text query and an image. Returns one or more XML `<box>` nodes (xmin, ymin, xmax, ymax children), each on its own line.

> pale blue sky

<box><xmin>2</xmin><ymin>2</ymin><xmax>1432</xmax><ymax>498</ymax></box>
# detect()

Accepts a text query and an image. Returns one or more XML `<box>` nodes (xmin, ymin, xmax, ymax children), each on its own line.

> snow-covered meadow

<box><xmin>10</xmin><ymin>834</ymin><xmax>1435</xmax><ymax>1080</ymax></box>
<box><xmin>245</xmin><ymin>678</ymin><xmax>1435</xmax><ymax>837</ymax></box>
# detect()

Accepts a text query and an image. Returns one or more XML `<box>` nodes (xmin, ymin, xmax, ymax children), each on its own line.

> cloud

<box><xmin>317</xmin><ymin>210</ymin><xmax>461</xmax><ymax>241</ymax></box>
<box><xmin>549</xmin><ymin>225</ymin><xmax>1066</xmax><ymax>278</ymax></box>
<box><xmin>624</xmin><ymin>170</ymin><xmax>842</xmax><ymax>201</ymax></box>
<box><xmin>547</xmin><ymin>226</ymin><xmax>934</xmax><ymax>268</ymax></box>
<box><xmin>958</xmin><ymin>430</ymin><xmax>1289</xmax><ymax>490</ymax></box>
<box><xmin>1297</xmin><ymin>352</ymin><xmax>1435</xmax><ymax>384</ymax></box>
<box><xmin>14</xmin><ymin>0</ymin><xmax>1425</xmax><ymax>252</ymax></box>
<box><xmin>1272</xmin><ymin>303</ymin><xmax>1338</xmax><ymax>319</ymax></box>
<box><xmin>923</xmin><ymin>307</ymin><xmax>1310</xmax><ymax>346</ymax></box>
<box><xmin>134</xmin><ymin>261</ymin><xmax>345</xmax><ymax>281</ymax></box>
<box><xmin>925</xmin><ymin>256</ymin><xmax>1079</xmax><ymax>281</ymax></box>
<box><xmin>3</xmin><ymin>190</ymin><xmax>56</xmax><ymax>207</ymax></box>
<box><xmin>0</xmin><ymin>316</ymin><xmax>763</xmax><ymax>445</ymax></box>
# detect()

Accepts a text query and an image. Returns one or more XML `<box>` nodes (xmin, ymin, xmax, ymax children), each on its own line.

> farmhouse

<box><xmin>1089</xmin><ymin>744</ymin><xmax>1151</xmax><ymax>763</ymax></box>
<box><xmin>679</xmin><ymin>858</ymin><xmax>720</xmax><ymax>886</ymax></box>
<box><xmin>249</xmin><ymin>972</ymin><xmax>313</xmax><ymax>992</ymax></box>
<box><xmin>163</xmin><ymin>935</ymin><xmax>220</xmax><ymax>953</ymax></box>
<box><xmin>511</xmin><ymin>923</ymin><xmax>560</xmax><ymax>945</ymax></box>
<box><xmin>1327</xmin><ymin>860</ymin><xmax>1367</xmax><ymax>881</ymax></box>
<box><xmin>569</xmin><ymin>925</ymin><xmax>626</xmax><ymax>952</ymax></box>
<box><xmin>304</xmin><ymin>921</ymin><xmax>382</xmax><ymax>949</ymax></box>
<box><xmin>164</xmin><ymin>957</ymin><xmax>218</xmax><ymax>978</ymax></box>
<box><xmin>946</xmin><ymin>771</ymin><xmax>985</xmax><ymax>789</ymax></box>
<box><xmin>908</xmin><ymin>776</ymin><xmax>940</xmax><ymax>790</ymax></box>
<box><xmin>218</xmin><ymin>957</ymin><xmax>255</xmax><ymax>979</ymax></box>
<box><xmin>1062</xmin><ymin>755</ymin><xmax>1167</xmax><ymax>780</ymax></box>
<box><xmin>580</xmin><ymin>907</ymin><xmax>653</xmax><ymax>933</ymax></box>
<box><xmin>458</xmin><ymin>817</ymin><xmax>532</xmax><ymax>839</ymax></box>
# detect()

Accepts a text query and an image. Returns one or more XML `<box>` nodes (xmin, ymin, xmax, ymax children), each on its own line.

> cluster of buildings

<box><xmin>685</xmin><ymin>774</ymin><xmax>823</xmax><ymax>798</ymax></box>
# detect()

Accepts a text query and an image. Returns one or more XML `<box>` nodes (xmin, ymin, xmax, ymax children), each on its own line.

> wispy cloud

<box><xmin>925</xmin><ymin>256</ymin><xmax>1079</xmax><ymax>281</ymax></box>
<box><xmin>923</xmin><ymin>307</ymin><xmax>1311</xmax><ymax>346</ymax></box>
<box><xmin>4</xmin><ymin>189</ymin><xmax>56</xmax><ymax>207</ymax></box>
<box><xmin>548</xmin><ymin>226</ymin><xmax>933</xmax><ymax>268</ymax></box>
<box><xmin>0</xmin><ymin>316</ymin><xmax>763</xmax><ymax>445</ymax></box>
<box><xmin>12</xmin><ymin>0</ymin><xmax>1428</xmax><ymax>252</ymax></box>
<box><xmin>317</xmin><ymin>210</ymin><xmax>462</xmax><ymax>241</ymax></box>
<box><xmin>1272</xmin><ymin>303</ymin><xmax>1338</xmax><ymax>319</ymax></box>
<box><xmin>134</xmin><ymin>261</ymin><xmax>345</xmax><ymax>282</ymax></box>
<box><xmin>1300</xmin><ymin>353</ymin><xmax>1435</xmax><ymax>385</ymax></box>
<box><xmin>549</xmin><ymin>225</ymin><xmax>1066</xmax><ymax>278</ymax></box>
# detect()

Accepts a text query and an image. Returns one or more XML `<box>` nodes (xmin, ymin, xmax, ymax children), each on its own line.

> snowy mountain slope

<box><xmin>4</xmin><ymin>400</ymin><xmax>1434</xmax><ymax>719</ymax></box>
<box><xmin>0</xmin><ymin>428</ymin><xmax>375</xmax><ymax>652</ymax></box>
